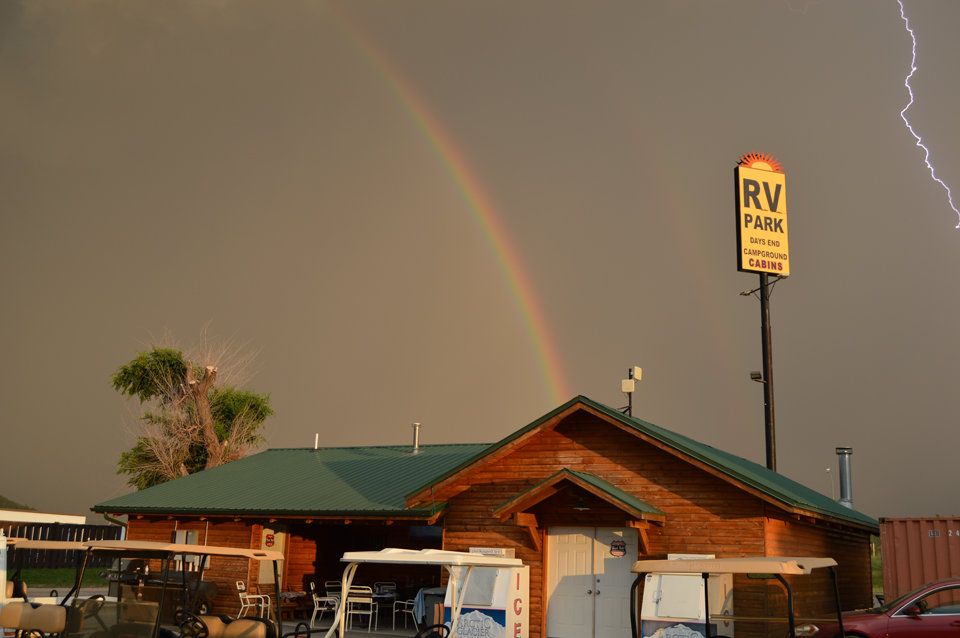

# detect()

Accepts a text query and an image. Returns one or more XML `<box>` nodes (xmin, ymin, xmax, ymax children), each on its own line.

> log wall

<box><xmin>764</xmin><ymin>509</ymin><xmax>873</xmax><ymax>611</ymax></box>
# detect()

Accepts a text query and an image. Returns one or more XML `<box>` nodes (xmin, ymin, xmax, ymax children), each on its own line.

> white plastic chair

<box><xmin>346</xmin><ymin>585</ymin><xmax>377</xmax><ymax>632</ymax></box>
<box><xmin>393</xmin><ymin>599</ymin><xmax>419</xmax><ymax>631</ymax></box>
<box><xmin>308</xmin><ymin>582</ymin><xmax>339</xmax><ymax>628</ymax></box>
<box><xmin>236</xmin><ymin>581</ymin><xmax>269</xmax><ymax>618</ymax></box>
<box><xmin>324</xmin><ymin>580</ymin><xmax>342</xmax><ymax>599</ymax></box>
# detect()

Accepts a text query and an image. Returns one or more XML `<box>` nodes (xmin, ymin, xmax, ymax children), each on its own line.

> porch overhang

<box><xmin>492</xmin><ymin>469</ymin><xmax>666</xmax><ymax>525</ymax></box>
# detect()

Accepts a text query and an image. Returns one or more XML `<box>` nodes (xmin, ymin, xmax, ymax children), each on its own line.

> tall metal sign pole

<box><xmin>735</xmin><ymin>153</ymin><xmax>789</xmax><ymax>472</ymax></box>
<box><xmin>759</xmin><ymin>272</ymin><xmax>776</xmax><ymax>470</ymax></box>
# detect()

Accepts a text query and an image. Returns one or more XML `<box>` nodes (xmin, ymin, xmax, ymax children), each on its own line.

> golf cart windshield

<box><xmin>65</xmin><ymin>593</ymin><xmax>162</xmax><ymax>638</ymax></box>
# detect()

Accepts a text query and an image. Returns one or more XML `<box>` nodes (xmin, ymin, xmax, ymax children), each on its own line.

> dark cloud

<box><xmin>1</xmin><ymin>0</ymin><xmax>958</xmax><ymax>519</ymax></box>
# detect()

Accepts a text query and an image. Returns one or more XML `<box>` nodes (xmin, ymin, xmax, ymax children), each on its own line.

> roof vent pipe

<box><xmin>412</xmin><ymin>422</ymin><xmax>421</xmax><ymax>454</ymax></box>
<box><xmin>836</xmin><ymin>447</ymin><xmax>853</xmax><ymax>509</ymax></box>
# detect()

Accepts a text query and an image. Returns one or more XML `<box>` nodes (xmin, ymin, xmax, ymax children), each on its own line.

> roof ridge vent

<box><xmin>412</xmin><ymin>422</ymin><xmax>421</xmax><ymax>454</ymax></box>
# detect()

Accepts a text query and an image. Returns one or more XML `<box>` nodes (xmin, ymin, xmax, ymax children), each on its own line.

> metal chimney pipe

<box><xmin>836</xmin><ymin>447</ymin><xmax>853</xmax><ymax>509</ymax></box>
<box><xmin>412</xmin><ymin>422</ymin><xmax>421</xmax><ymax>454</ymax></box>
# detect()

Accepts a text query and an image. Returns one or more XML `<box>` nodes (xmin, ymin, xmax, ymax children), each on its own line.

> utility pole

<box><xmin>759</xmin><ymin>273</ymin><xmax>776</xmax><ymax>471</ymax></box>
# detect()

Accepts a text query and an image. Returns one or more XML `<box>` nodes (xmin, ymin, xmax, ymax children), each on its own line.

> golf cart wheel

<box><xmin>414</xmin><ymin>624</ymin><xmax>450</xmax><ymax>638</ymax></box>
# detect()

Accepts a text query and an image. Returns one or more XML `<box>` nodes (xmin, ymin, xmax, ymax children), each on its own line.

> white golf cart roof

<box><xmin>5</xmin><ymin>538</ymin><xmax>87</xmax><ymax>551</ymax></box>
<box><xmin>83</xmin><ymin>539</ymin><xmax>284</xmax><ymax>561</ymax></box>
<box><xmin>341</xmin><ymin>547</ymin><xmax>523</xmax><ymax>567</ymax></box>
<box><xmin>632</xmin><ymin>556</ymin><xmax>837</xmax><ymax>575</ymax></box>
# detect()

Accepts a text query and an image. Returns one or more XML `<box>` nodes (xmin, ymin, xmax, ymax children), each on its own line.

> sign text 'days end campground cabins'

<box><xmin>735</xmin><ymin>152</ymin><xmax>789</xmax><ymax>276</ymax></box>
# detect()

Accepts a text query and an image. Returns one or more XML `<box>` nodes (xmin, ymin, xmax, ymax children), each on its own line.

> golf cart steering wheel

<box><xmin>414</xmin><ymin>624</ymin><xmax>450</xmax><ymax>638</ymax></box>
<box><xmin>175</xmin><ymin>610</ymin><xmax>209</xmax><ymax>638</ymax></box>
<box><xmin>81</xmin><ymin>595</ymin><xmax>106</xmax><ymax>618</ymax></box>
<box><xmin>82</xmin><ymin>595</ymin><xmax>109</xmax><ymax>632</ymax></box>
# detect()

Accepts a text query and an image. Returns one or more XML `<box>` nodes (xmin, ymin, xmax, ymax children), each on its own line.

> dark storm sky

<box><xmin>2</xmin><ymin>0</ymin><xmax>958</xmax><ymax>519</ymax></box>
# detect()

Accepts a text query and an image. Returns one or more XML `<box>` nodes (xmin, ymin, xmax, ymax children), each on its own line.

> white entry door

<box><xmin>546</xmin><ymin>527</ymin><xmax>638</xmax><ymax>638</ymax></box>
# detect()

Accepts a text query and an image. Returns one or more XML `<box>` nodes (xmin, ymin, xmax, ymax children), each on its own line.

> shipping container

<box><xmin>879</xmin><ymin>517</ymin><xmax>960</xmax><ymax>598</ymax></box>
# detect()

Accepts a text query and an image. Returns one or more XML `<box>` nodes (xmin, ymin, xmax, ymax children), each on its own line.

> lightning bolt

<box><xmin>897</xmin><ymin>0</ymin><xmax>960</xmax><ymax>228</ymax></box>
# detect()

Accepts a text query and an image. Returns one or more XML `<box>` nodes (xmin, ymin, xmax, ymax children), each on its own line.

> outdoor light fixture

<box><xmin>573</xmin><ymin>497</ymin><xmax>591</xmax><ymax>512</ymax></box>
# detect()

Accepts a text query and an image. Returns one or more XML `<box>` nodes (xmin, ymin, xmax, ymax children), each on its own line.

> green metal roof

<box><xmin>93</xmin><ymin>444</ymin><xmax>489</xmax><ymax>517</ymax></box>
<box><xmin>411</xmin><ymin>396</ymin><xmax>879</xmax><ymax>532</ymax></box>
<box><xmin>96</xmin><ymin>397</ymin><xmax>878</xmax><ymax>532</ymax></box>
<box><xmin>494</xmin><ymin>468</ymin><xmax>665</xmax><ymax>520</ymax></box>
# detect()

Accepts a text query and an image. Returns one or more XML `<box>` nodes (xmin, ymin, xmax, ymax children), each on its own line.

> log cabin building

<box><xmin>94</xmin><ymin>396</ymin><xmax>878</xmax><ymax>638</ymax></box>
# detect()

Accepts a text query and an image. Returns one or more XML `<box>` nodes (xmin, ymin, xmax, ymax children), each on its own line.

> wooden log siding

<box><xmin>764</xmin><ymin>509</ymin><xmax>873</xmax><ymax>611</ymax></box>
<box><xmin>283</xmin><ymin>527</ymin><xmax>317</xmax><ymax>594</ymax></box>
<box><xmin>434</xmin><ymin>411</ymin><xmax>870</xmax><ymax>638</ymax></box>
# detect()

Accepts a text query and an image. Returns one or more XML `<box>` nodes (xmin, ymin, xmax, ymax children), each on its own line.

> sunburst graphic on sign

<box><xmin>737</xmin><ymin>152</ymin><xmax>784</xmax><ymax>174</ymax></box>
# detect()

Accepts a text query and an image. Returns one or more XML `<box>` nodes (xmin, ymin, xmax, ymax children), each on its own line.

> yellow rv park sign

<box><xmin>735</xmin><ymin>153</ymin><xmax>789</xmax><ymax>276</ymax></box>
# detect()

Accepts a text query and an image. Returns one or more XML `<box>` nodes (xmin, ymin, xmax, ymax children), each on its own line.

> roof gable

<box><xmin>406</xmin><ymin>396</ymin><xmax>878</xmax><ymax>531</ymax></box>
<box><xmin>492</xmin><ymin>469</ymin><xmax>665</xmax><ymax>523</ymax></box>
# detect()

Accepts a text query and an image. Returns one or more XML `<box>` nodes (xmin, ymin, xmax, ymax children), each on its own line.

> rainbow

<box><xmin>329</xmin><ymin>4</ymin><xmax>570</xmax><ymax>404</ymax></box>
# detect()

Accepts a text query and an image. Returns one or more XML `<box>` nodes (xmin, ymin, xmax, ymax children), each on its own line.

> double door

<box><xmin>546</xmin><ymin>527</ymin><xmax>638</xmax><ymax>638</ymax></box>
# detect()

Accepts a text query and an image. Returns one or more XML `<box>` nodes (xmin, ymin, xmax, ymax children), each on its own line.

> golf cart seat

<box><xmin>6</xmin><ymin>579</ymin><xmax>28</xmax><ymax>598</ymax></box>
<box><xmin>0</xmin><ymin>600</ymin><xmax>68</xmax><ymax>635</ymax></box>
<box><xmin>199</xmin><ymin>616</ymin><xmax>273</xmax><ymax>638</ymax></box>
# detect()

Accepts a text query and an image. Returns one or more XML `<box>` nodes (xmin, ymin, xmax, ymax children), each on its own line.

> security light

<box><xmin>572</xmin><ymin>497</ymin><xmax>591</xmax><ymax>512</ymax></box>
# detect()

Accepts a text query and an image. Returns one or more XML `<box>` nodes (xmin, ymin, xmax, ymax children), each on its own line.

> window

<box><xmin>916</xmin><ymin>586</ymin><xmax>960</xmax><ymax>615</ymax></box>
<box><xmin>172</xmin><ymin>529</ymin><xmax>201</xmax><ymax>571</ymax></box>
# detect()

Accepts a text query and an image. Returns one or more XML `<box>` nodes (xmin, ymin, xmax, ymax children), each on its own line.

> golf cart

<box><xmin>3</xmin><ymin>536</ymin><xmax>91</xmax><ymax>606</ymax></box>
<box><xmin>2</xmin><ymin>538</ymin><xmax>285</xmax><ymax>638</ymax></box>
<box><xmin>631</xmin><ymin>556</ymin><xmax>847</xmax><ymax>638</ymax></box>
<box><xmin>319</xmin><ymin>548</ymin><xmax>528</xmax><ymax>638</ymax></box>
<box><xmin>80</xmin><ymin>540</ymin><xmax>285</xmax><ymax>638</ymax></box>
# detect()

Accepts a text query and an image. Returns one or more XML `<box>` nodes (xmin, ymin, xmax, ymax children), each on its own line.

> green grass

<box><xmin>19</xmin><ymin>568</ymin><xmax>108</xmax><ymax>589</ymax></box>
<box><xmin>871</xmin><ymin>536</ymin><xmax>883</xmax><ymax>595</ymax></box>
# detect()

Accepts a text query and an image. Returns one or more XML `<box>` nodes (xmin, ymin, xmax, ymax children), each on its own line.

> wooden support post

<box><xmin>514</xmin><ymin>512</ymin><xmax>542</xmax><ymax>551</ymax></box>
<box><xmin>625</xmin><ymin>520</ymin><xmax>651</xmax><ymax>555</ymax></box>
